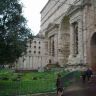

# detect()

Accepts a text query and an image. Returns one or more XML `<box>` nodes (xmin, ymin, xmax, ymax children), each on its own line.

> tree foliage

<box><xmin>0</xmin><ymin>0</ymin><xmax>32</xmax><ymax>64</ymax></box>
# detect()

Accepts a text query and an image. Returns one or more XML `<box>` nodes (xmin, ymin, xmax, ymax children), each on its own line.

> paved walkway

<box><xmin>62</xmin><ymin>75</ymin><xmax>96</xmax><ymax>96</ymax></box>
<box><xmin>63</xmin><ymin>82</ymin><xmax>96</xmax><ymax>96</ymax></box>
<box><xmin>32</xmin><ymin>75</ymin><xmax>96</xmax><ymax>96</ymax></box>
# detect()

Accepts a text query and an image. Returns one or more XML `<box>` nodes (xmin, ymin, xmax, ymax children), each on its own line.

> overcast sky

<box><xmin>21</xmin><ymin>0</ymin><xmax>48</xmax><ymax>35</ymax></box>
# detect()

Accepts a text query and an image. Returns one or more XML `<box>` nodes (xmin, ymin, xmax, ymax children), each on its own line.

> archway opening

<box><xmin>90</xmin><ymin>32</ymin><xmax>96</xmax><ymax>71</ymax></box>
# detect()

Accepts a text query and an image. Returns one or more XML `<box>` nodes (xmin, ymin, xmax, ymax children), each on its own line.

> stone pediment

<box><xmin>47</xmin><ymin>23</ymin><xmax>59</xmax><ymax>30</ymax></box>
<box><xmin>45</xmin><ymin>23</ymin><xmax>59</xmax><ymax>34</ymax></box>
<box><xmin>82</xmin><ymin>0</ymin><xmax>92</xmax><ymax>6</ymax></box>
<box><xmin>67</xmin><ymin>5</ymin><xmax>81</xmax><ymax>16</ymax></box>
<box><xmin>47</xmin><ymin>23</ymin><xmax>54</xmax><ymax>30</ymax></box>
<box><xmin>67</xmin><ymin>0</ymin><xmax>92</xmax><ymax>16</ymax></box>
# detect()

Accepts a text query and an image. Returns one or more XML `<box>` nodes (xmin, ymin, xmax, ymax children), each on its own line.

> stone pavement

<box><xmin>62</xmin><ymin>75</ymin><xmax>96</xmax><ymax>96</ymax></box>
<box><xmin>63</xmin><ymin>82</ymin><xmax>96</xmax><ymax>96</ymax></box>
<box><xmin>32</xmin><ymin>75</ymin><xmax>96</xmax><ymax>96</ymax></box>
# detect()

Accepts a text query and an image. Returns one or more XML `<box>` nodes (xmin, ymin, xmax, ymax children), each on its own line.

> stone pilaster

<box><xmin>53</xmin><ymin>34</ymin><xmax>58</xmax><ymax>63</ymax></box>
<box><xmin>57</xmin><ymin>26</ymin><xmax>63</xmax><ymax>66</ymax></box>
<box><xmin>68</xmin><ymin>24</ymin><xmax>74</xmax><ymax>64</ymax></box>
<box><xmin>78</xmin><ymin>20</ymin><xmax>84</xmax><ymax>64</ymax></box>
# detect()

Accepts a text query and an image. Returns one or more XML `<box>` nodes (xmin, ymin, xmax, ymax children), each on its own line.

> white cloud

<box><xmin>21</xmin><ymin>0</ymin><xmax>48</xmax><ymax>35</ymax></box>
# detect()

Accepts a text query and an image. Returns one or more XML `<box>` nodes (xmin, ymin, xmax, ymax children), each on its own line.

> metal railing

<box><xmin>0</xmin><ymin>70</ymin><xmax>80</xmax><ymax>96</ymax></box>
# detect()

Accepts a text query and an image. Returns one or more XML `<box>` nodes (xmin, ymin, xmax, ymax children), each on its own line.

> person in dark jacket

<box><xmin>86</xmin><ymin>68</ymin><xmax>93</xmax><ymax>81</ymax></box>
<box><xmin>81</xmin><ymin>70</ymin><xmax>86</xmax><ymax>83</ymax></box>
<box><xmin>56</xmin><ymin>74</ymin><xmax>64</xmax><ymax>96</ymax></box>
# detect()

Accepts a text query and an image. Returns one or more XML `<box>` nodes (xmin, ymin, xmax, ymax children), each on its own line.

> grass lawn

<box><xmin>0</xmin><ymin>69</ymin><xmax>80</xmax><ymax>96</ymax></box>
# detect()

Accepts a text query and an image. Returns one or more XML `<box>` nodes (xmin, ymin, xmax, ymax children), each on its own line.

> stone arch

<box><xmin>58</xmin><ymin>15</ymin><xmax>70</xmax><ymax>65</ymax></box>
<box><xmin>90</xmin><ymin>32</ymin><xmax>96</xmax><ymax>71</ymax></box>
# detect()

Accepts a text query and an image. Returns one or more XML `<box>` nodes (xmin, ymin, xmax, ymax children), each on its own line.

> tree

<box><xmin>0</xmin><ymin>0</ymin><xmax>32</xmax><ymax>65</ymax></box>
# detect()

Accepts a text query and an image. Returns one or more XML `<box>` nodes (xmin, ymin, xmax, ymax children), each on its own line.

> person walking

<box><xmin>81</xmin><ymin>69</ymin><xmax>86</xmax><ymax>84</ymax></box>
<box><xmin>86</xmin><ymin>68</ymin><xmax>93</xmax><ymax>81</ymax></box>
<box><xmin>56</xmin><ymin>74</ymin><xmax>64</xmax><ymax>96</ymax></box>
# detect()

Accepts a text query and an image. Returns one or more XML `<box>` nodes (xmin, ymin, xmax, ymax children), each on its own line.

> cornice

<box><xmin>40</xmin><ymin>0</ymin><xmax>51</xmax><ymax>13</ymax></box>
<box><xmin>41</xmin><ymin>0</ymin><xmax>68</xmax><ymax>26</ymax></box>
